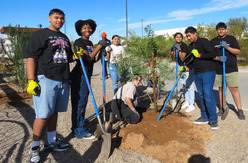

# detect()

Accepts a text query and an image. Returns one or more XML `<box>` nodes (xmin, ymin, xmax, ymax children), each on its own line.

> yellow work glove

<box><xmin>27</xmin><ymin>80</ymin><xmax>40</xmax><ymax>96</ymax></box>
<box><xmin>191</xmin><ymin>49</ymin><xmax>201</xmax><ymax>58</ymax></box>
<box><xmin>179</xmin><ymin>66</ymin><xmax>190</xmax><ymax>72</ymax></box>
<box><xmin>74</xmin><ymin>47</ymin><xmax>84</xmax><ymax>59</ymax></box>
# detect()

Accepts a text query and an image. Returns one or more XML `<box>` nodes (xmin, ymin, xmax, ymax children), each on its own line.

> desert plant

<box><xmin>2</xmin><ymin>25</ymin><xmax>33</xmax><ymax>91</ymax></box>
<box><xmin>118</xmin><ymin>25</ymin><xmax>174</xmax><ymax>110</ymax></box>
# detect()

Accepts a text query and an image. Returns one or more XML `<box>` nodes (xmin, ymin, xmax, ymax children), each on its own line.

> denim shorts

<box><xmin>33</xmin><ymin>75</ymin><xmax>69</xmax><ymax>118</ymax></box>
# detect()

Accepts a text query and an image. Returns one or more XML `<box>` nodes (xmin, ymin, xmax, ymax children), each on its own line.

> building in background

<box><xmin>0</xmin><ymin>26</ymin><xmax>42</xmax><ymax>57</ymax></box>
<box><xmin>154</xmin><ymin>26</ymin><xmax>197</xmax><ymax>37</ymax></box>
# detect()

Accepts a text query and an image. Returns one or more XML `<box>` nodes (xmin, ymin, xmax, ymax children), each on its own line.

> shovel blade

<box><xmin>100</xmin><ymin>133</ymin><xmax>112</xmax><ymax>158</ymax></box>
<box><xmin>95</xmin><ymin>124</ymin><xmax>103</xmax><ymax>140</ymax></box>
<box><xmin>221</xmin><ymin>107</ymin><xmax>229</xmax><ymax>120</ymax></box>
<box><xmin>105</xmin><ymin>122</ymin><xmax>113</xmax><ymax>133</ymax></box>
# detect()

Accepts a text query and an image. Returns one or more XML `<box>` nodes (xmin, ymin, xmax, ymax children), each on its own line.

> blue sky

<box><xmin>1</xmin><ymin>0</ymin><xmax>248</xmax><ymax>44</ymax></box>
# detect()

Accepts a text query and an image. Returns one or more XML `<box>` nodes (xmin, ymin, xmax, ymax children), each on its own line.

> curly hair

<box><xmin>75</xmin><ymin>19</ymin><xmax>97</xmax><ymax>36</ymax></box>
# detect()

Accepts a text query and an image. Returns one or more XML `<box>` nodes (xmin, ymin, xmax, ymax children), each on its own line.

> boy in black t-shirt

<box><xmin>98</xmin><ymin>32</ymin><xmax>111</xmax><ymax>79</ymax></box>
<box><xmin>183</xmin><ymin>27</ymin><xmax>219</xmax><ymax>130</ymax></box>
<box><xmin>211</xmin><ymin>22</ymin><xmax>245</xmax><ymax>120</ymax></box>
<box><xmin>24</xmin><ymin>9</ymin><xmax>74</xmax><ymax>163</ymax></box>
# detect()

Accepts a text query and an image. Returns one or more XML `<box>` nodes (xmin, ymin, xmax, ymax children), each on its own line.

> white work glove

<box><xmin>105</xmin><ymin>46</ymin><xmax>112</xmax><ymax>52</ymax></box>
<box><xmin>133</xmin><ymin>97</ymin><xmax>138</xmax><ymax>107</ymax></box>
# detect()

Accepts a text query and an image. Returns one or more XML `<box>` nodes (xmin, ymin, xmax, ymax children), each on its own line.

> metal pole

<box><xmin>126</xmin><ymin>0</ymin><xmax>128</xmax><ymax>40</ymax></box>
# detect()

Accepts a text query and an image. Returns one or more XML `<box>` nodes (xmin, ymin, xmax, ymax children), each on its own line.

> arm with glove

<box><xmin>191</xmin><ymin>38</ymin><xmax>216</xmax><ymax>60</ymax></box>
<box><xmin>73</xmin><ymin>40</ymin><xmax>109</xmax><ymax>61</ymax></box>
<box><xmin>174</xmin><ymin>43</ymin><xmax>187</xmax><ymax>61</ymax></box>
<box><xmin>26</xmin><ymin>57</ymin><xmax>40</xmax><ymax>96</ymax></box>
<box><xmin>125</xmin><ymin>97</ymin><xmax>140</xmax><ymax>119</ymax></box>
<box><xmin>105</xmin><ymin>46</ymin><xmax>112</xmax><ymax>60</ymax></box>
<box><xmin>214</xmin><ymin>56</ymin><xmax>227</xmax><ymax>62</ymax></box>
<box><xmin>220</xmin><ymin>40</ymin><xmax>240</xmax><ymax>55</ymax></box>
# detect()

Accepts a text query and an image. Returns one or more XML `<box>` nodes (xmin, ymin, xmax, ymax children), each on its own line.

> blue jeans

<box><xmin>71</xmin><ymin>72</ymin><xmax>90</xmax><ymax>138</ymax></box>
<box><xmin>181</xmin><ymin>68</ymin><xmax>195</xmax><ymax>105</ymax></box>
<box><xmin>109</xmin><ymin>63</ymin><xmax>120</xmax><ymax>94</ymax></box>
<box><xmin>194</xmin><ymin>71</ymin><xmax>217</xmax><ymax>123</ymax></box>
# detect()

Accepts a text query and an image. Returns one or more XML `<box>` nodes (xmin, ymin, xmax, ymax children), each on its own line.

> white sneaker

<box><xmin>185</xmin><ymin>104</ymin><xmax>195</xmax><ymax>112</ymax></box>
<box><xmin>29</xmin><ymin>146</ymin><xmax>40</xmax><ymax>163</ymax></box>
<box><xmin>82</xmin><ymin>133</ymin><xmax>96</xmax><ymax>140</ymax></box>
<box><xmin>181</xmin><ymin>102</ymin><xmax>189</xmax><ymax>109</ymax></box>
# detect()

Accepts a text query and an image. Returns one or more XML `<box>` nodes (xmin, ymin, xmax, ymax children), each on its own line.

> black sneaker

<box><xmin>29</xmin><ymin>146</ymin><xmax>40</xmax><ymax>163</ymax></box>
<box><xmin>43</xmin><ymin>138</ymin><xmax>69</xmax><ymax>152</ymax></box>
<box><xmin>209</xmin><ymin>122</ymin><xmax>219</xmax><ymax>130</ymax></box>
<box><xmin>238</xmin><ymin>109</ymin><xmax>246</xmax><ymax>120</ymax></box>
<box><xmin>193</xmin><ymin>118</ymin><xmax>209</xmax><ymax>124</ymax></box>
<box><xmin>217</xmin><ymin>108</ymin><xmax>224</xmax><ymax>116</ymax></box>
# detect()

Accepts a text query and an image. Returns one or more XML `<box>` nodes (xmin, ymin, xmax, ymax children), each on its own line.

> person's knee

<box><xmin>125</xmin><ymin>114</ymin><xmax>140</xmax><ymax>124</ymax></box>
<box><xmin>229</xmin><ymin>87</ymin><xmax>239</xmax><ymax>93</ymax></box>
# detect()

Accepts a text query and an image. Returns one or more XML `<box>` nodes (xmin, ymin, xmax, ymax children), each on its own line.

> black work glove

<box><xmin>99</xmin><ymin>40</ymin><xmax>108</xmax><ymax>48</ymax></box>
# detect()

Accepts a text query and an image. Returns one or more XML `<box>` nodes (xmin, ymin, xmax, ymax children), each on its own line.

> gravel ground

<box><xmin>0</xmin><ymin>61</ymin><xmax>248</xmax><ymax>163</ymax></box>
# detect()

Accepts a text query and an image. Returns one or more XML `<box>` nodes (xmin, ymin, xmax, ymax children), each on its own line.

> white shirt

<box><xmin>113</xmin><ymin>82</ymin><xmax>136</xmax><ymax>105</ymax></box>
<box><xmin>109</xmin><ymin>44</ymin><xmax>125</xmax><ymax>64</ymax></box>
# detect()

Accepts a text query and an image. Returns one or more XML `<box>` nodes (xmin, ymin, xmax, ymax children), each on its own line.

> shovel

<box><xmin>95</xmin><ymin>54</ymin><xmax>113</xmax><ymax>142</ymax></box>
<box><xmin>175</xmin><ymin>48</ymin><xmax>179</xmax><ymax>92</ymax></box>
<box><xmin>221</xmin><ymin>45</ymin><xmax>229</xmax><ymax>120</ymax></box>
<box><xmin>157</xmin><ymin>71</ymin><xmax>183</xmax><ymax>121</ymax></box>
<box><xmin>157</xmin><ymin>53</ymin><xmax>194</xmax><ymax>121</ymax></box>
<box><xmin>76</xmin><ymin>47</ymin><xmax>111</xmax><ymax>158</ymax></box>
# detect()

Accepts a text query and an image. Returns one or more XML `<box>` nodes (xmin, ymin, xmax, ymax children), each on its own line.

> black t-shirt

<box><xmin>177</xmin><ymin>42</ymin><xmax>190</xmax><ymax>66</ymax></box>
<box><xmin>98</xmin><ymin>39</ymin><xmax>111</xmax><ymax>57</ymax></box>
<box><xmin>71</xmin><ymin>38</ymin><xmax>95</xmax><ymax>78</ymax></box>
<box><xmin>24</xmin><ymin>28</ymin><xmax>73</xmax><ymax>82</ymax></box>
<box><xmin>188</xmin><ymin>37</ymin><xmax>216</xmax><ymax>74</ymax></box>
<box><xmin>210</xmin><ymin>35</ymin><xmax>240</xmax><ymax>74</ymax></box>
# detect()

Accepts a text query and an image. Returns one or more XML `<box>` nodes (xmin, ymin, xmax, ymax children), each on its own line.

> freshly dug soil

<box><xmin>116</xmin><ymin>109</ymin><xmax>212</xmax><ymax>162</ymax></box>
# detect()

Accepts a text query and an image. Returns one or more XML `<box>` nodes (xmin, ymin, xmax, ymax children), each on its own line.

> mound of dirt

<box><xmin>116</xmin><ymin>110</ymin><xmax>212</xmax><ymax>162</ymax></box>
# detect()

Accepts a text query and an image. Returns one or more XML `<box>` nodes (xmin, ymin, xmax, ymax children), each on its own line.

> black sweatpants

<box><xmin>111</xmin><ymin>99</ymin><xmax>139</xmax><ymax>124</ymax></box>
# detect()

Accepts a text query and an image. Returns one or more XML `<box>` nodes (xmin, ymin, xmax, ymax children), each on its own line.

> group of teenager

<box><xmin>25</xmin><ymin>8</ymin><xmax>129</xmax><ymax>163</ymax></box>
<box><xmin>171</xmin><ymin>23</ymin><xmax>245</xmax><ymax>132</ymax></box>
<box><xmin>24</xmin><ymin>8</ymin><xmax>245</xmax><ymax>163</ymax></box>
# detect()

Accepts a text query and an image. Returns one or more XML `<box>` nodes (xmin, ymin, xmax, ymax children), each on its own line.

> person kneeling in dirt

<box><xmin>110</xmin><ymin>75</ymin><xmax>142</xmax><ymax>124</ymax></box>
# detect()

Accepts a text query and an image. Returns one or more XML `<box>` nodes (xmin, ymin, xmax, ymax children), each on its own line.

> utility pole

<box><xmin>141</xmin><ymin>19</ymin><xmax>143</xmax><ymax>39</ymax></box>
<box><xmin>126</xmin><ymin>0</ymin><xmax>128</xmax><ymax>40</ymax></box>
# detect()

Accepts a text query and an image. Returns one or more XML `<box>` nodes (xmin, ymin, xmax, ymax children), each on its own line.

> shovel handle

<box><xmin>222</xmin><ymin>45</ymin><xmax>226</xmax><ymax>96</ymax></box>
<box><xmin>157</xmin><ymin>73</ymin><xmax>182</xmax><ymax>121</ymax></box>
<box><xmin>77</xmin><ymin>48</ymin><xmax>107</xmax><ymax>134</ymax></box>
<box><xmin>102</xmin><ymin>54</ymin><xmax>106</xmax><ymax>123</ymax></box>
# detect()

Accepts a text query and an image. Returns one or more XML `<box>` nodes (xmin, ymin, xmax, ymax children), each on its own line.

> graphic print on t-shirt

<box><xmin>86</xmin><ymin>45</ymin><xmax>93</xmax><ymax>53</ymax></box>
<box><xmin>50</xmin><ymin>36</ymin><xmax>69</xmax><ymax>63</ymax></box>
